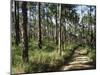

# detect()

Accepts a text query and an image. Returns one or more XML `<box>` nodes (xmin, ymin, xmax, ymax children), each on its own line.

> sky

<box><xmin>76</xmin><ymin>5</ymin><xmax>96</xmax><ymax>21</ymax></box>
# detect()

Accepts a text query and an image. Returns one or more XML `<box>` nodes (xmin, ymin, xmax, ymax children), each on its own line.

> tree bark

<box><xmin>94</xmin><ymin>7</ymin><xmax>96</xmax><ymax>48</ymax></box>
<box><xmin>56</xmin><ymin>4</ymin><xmax>58</xmax><ymax>45</ymax></box>
<box><xmin>58</xmin><ymin>4</ymin><xmax>62</xmax><ymax>55</ymax></box>
<box><xmin>21</xmin><ymin>2</ymin><xmax>29</xmax><ymax>63</ymax></box>
<box><xmin>15</xmin><ymin>1</ymin><xmax>20</xmax><ymax>45</ymax></box>
<box><xmin>38</xmin><ymin>3</ymin><xmax>42</xmax><ymax>49</ymax></box>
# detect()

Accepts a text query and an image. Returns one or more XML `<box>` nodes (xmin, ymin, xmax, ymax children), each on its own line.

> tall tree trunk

<box><xmin>58</xmin><ymin>4</ymin><xmax>62</xmax><ymax>55</ymax></box>
<box><xmin>81</xmin><ymin>5</ymin><xmax>84</xmax><ymax>46</ymax></box>
<box><xmin>94</xmin><ymin>7</ymin><xmax>96</xmax><ymax>48</ymax></box>
<box><xmin>62</xmin><ymin>26</ymin><xmax>64</xmax><ymax>51</ymax></box>
<box><xmin>87</xmin><ymin>7</ymin><xmax>90</xmax><ymax>45</ymax></box>
<box><xmin>56</xmin><ymin>4</ymin><xmax>58</xmax><ymax>45</ymax></box>
<box><xmin>21</xmin><ymin>2</ymin><xmax>29</xmax><ymax>63</ymax></box>
<box><xmin>15</xmin><ymin>1</ymin><xmax>20</xmax><ymax>45</ymax></box>
<box><xmin>89</xmin><ymin>6</ymin><xmax>93</xmax><ymax>47</ymax></box>
<box><xmin>64</xmin><ymin>27</ymin><xmax>66</xmax><ymax>50</ymax></box>
<box><xmin>90</xmin><ymin>6</ymin><xmax>92</xmax><ymax>47</ymax></box>
<box><xmin>28</xmin><ymin>3</ymin><xmax>32</xmax><ymax>41</ymax></box>
<box><xmin>38</xmin><ymin>3</ymin><xmax>42</xmax><ymax>49</ymax></box>
<box><xmin>47</xmin><ymin>14</ymin><xmax>49</xmax><ymax>40</ymax></box>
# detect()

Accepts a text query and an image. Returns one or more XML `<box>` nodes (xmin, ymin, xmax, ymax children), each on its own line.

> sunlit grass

<box><xmin>12</xmin><ymin>39</ymin><xmax>95</xmax><ymax>74</ymax></box>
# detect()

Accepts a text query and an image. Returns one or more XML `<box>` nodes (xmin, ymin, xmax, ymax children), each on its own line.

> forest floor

<box><xmin>60</xmin><ymin>47</ymin><xmax>95</xmax><ymax>71</ymax></box>
<box><xmin>12</xmin><ymin>41</ymin><xmax>96</xmax><ymax>74</ymax></box>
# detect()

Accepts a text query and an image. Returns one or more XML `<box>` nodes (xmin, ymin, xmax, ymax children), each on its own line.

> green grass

<box><xmin>12</xmin><ymin>45</ymin><xmax>69</xmax><ymax>74</ymax></box>
<box><xmin>88</xmin><ymin>48</ymin><xmax>96</xmax><ymax>64</ymax></box>
<box><xmin>12</xmin><ymin>38</ymin><xmax>95</xmax><ymax>74</ymax></box>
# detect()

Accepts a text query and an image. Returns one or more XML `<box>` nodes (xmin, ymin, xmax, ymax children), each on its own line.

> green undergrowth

<box><xmin>87</xmin><ymin>47</ymin><xmax>96</xmax><ymax>64</ymax></box>
<box><xmin>83</xmin><ymin>46</ymin><xmax>96</xmax><ymax>63</ymax></box>
<box><xmin>12</xmin><ymin>39</ymin><xmax>89</xmax><ymax>74</ymax></box>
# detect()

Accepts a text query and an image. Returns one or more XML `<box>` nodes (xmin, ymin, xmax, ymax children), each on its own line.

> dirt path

<box><xmin>60</xmin><ymin>47</ymin><xmax>94</xmax><ymax>71</ymax></box>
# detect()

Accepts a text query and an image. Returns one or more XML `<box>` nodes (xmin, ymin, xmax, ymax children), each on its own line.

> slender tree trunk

<box><xmin>81</xmin><ymin>5</ymin><xmax>84</xmax><ymax>46</ymax></box>
<box><xmin>15</xmin><ymin>1</ymin><xmax>20</xmax><ymax>45</ymax></box>
<box><xmin>29</xmin><ymin>3</ymin><xmax>32</xmax><ymax>41</ymax></box>
<box><xmin>90</xmin><ymin>6</ymin><xmax>92</xmax><ymax>47</ymax></box>
<box><xmin>89</xmin><ymin>6</ymin><xmax>93</xmax><ymax>47</ymax></box>
<box><xmin>11</xmin><ymin>0</ymin><xmax>15</xmax><ymax>40</ymax></box>
<box><xmin>56</xmin><ymin>4</ymin><xmax>58</xmax><ymax>45</ymax></box>
<box><xmin>94</xmin><ymin>7</ymin><xmax>96</xmax><ymax>48</ymax></box>
<box><xmin>58</xmin><ymin>4</ymin><xmax>62</xmax><ymax>55</ymax></box>
<box><xmin>87</xmin><ymin>7</ymin><xmax>90</xmax><ymax>46</ymax></box>
<box><xmin>47</xmin><ymin>14</ymin><xmax>49</xmax><ymax>40</ymax></box>
<box><xmin>62</xmin><ymin>26</ymin><xmax>64</xmax><ymax>51</ymax></box>
<box><xmin>38</xmin><ymin>3</ymin><xmax>42</xmax><ymax>49</ymax></box>
<box><xmin>64</xmin><ymin>27</ymin><xmax>66</xmax><ymax>50</ymax></box>
<box><xmin>21</xmin><ymin>2</ymin><xmax>29</xmax><ymax>63</ymax></box>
